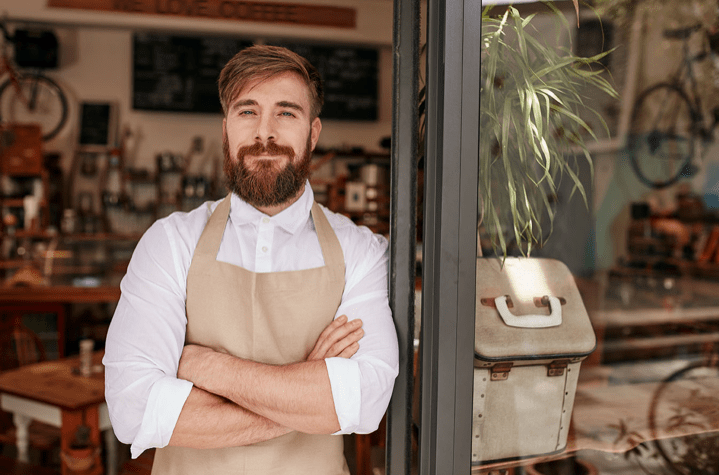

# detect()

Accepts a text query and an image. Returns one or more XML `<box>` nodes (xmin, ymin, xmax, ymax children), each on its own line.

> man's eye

<box><xmin>239</xmin><ymin>110</ymin><xmax>254</xmax><ymax>116</ymax></box>
<box><xmin>280</xmin><ymin>111</ymin><xmax>295</xmax><ymax>117</ymax></box>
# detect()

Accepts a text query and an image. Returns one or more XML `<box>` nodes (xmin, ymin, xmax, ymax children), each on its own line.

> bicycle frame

<box><xmin>0</xmin><ymin>19</ymin><xmax>14</xmax><ymax>76</ymax></box>
<box><xmin>667</xmin><ymin>26</ymin><xmax>714</xmax><ymax>137</ymax></box>
<box><xmin>0</xmin><ymin>18</ymin><xmax>68</xmax><ymax>141</ymax></box>
<box><xmin>0</xmin><ymin>26</ymin><xmax>43</xmax><ymax>115</ymax></box>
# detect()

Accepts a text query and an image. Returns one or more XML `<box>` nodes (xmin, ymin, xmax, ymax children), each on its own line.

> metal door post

<box><xmin>387</xmin><ymin>0</ymin><xmax>420</xmax><ymax>473</ymax></box>
<box><xmin>419</xmin><ymin>0</ymin><xmax>481</xmax><ymax>473</ymax></box>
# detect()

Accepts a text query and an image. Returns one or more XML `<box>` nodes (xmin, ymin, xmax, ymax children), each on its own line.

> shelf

<box><xmin>603</xmin><ymin>333</ymin><xmax>719</xmax><ymax>353</ymax></box>
<box><xmin>0</xmin><ymin>259</ymin><xmax>27</xmax><ymax>270</ymax></box>
<box><xmin>10</xmin><ymin>230</ymin><xmax>54</xmax><ymax>239</ymax></box>
<box><xmin>597</xmin><ymin>306</ymin><xmax>719</xmax><ymax>327</ymax></box>
<box><xmin>314</xmin><ymin>148</ymin><xmax>390</xmax><ymax>161</ymax></box>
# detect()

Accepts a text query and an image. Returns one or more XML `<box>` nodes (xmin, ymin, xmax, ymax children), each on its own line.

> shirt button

<box><xmin>262</xmin><ymin>217</ymin><xmax>270</xmax><ymax>224</ymax></box>
<box><xmin>262</xmin><ymin>246</ymin><xmax>268</xmax><ymax>253</ymax></box>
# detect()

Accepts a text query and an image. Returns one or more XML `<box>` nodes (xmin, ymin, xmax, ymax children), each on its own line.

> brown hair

<box><xmin>218</xmin><ymin>44</ymin><xmax>324</xmax><ymax>120</ymax></box>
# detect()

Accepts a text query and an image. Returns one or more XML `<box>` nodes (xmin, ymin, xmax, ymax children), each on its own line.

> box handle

<box><xmin>494</xmin><ymin>295</ymin><xmax>562</xmax><ymax>328</ymax></box>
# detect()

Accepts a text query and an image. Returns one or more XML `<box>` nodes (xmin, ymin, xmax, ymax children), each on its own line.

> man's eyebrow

<box><xmin>277</xmin><ymin>101</ymin><xmax>304</xmax><ymax>112</ymax></box>
<box><xmin>230</xmin><ymin>99</ymin><xmax>257</xmax><ymax>111</ymax></box>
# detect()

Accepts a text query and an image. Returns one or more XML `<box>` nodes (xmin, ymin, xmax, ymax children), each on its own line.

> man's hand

<box><xmin>306</xmin><ymin>315</ymin><xmax>363</xmax><ymax>361</ymax></box>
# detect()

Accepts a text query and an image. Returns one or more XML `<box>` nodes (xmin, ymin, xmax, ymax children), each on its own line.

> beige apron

<box><xmin>152</xmin><ymin>194</ymin><xmax>350</xmax><ymax>474</ymax></box>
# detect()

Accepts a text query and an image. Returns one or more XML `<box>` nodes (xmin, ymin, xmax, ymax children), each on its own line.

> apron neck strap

<box><xmin>194</xmin><ymin>193</ymin><xmax>232</xmax><ymax>259</ymax></box>
<box><xmin>310</xmin><ymin>201</ymin><xmax>344</xmax><ymax>270</ymax></box>
<box><xmin>195</xmin><ymin>194</ymin><xmax>344</xmax><ymax>272</ymax></box>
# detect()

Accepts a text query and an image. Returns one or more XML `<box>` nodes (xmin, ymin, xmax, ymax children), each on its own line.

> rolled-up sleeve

<box><xmin>103</xmin><ymin>218</ymin><xmax>195</xmax><ymax>458</ymax></box>
<box><xmin>326</xmin><ymin>227</ymin><xmax>399</xmax><ymax>434</ymax></box>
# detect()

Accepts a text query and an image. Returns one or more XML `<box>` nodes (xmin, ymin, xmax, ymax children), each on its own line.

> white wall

<box><xmin>5</xmin><ymin>0</ymin><xmax>394</xmax><ymax>178</ymax></box>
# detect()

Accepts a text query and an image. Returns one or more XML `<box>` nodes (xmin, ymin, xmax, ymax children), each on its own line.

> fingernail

<box><xmin>338</xmin><ymin>315</ymin><xmax>347</xmax><ymax>323</ymax></box>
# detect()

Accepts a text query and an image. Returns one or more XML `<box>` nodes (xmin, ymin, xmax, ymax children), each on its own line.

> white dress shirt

<box><xmin>103</xmin><ymin>182</ymin><xmax>399</xmax><ymax>458</ymax></box>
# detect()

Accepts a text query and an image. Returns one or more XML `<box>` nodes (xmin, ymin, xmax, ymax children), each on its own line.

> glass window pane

<box><xmin>473</xmin><ymin>2</ymin><xmax>719</xmax><ymax>474</ymax></box>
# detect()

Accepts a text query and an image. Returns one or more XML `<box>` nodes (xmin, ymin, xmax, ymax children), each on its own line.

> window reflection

<box><xmin>474</xmin><ymin>1</ymin><xmax>719</xmax><ymax>473</ymax></box>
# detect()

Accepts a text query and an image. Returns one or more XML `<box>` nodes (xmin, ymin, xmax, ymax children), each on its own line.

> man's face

<box><xmin>223</xmin><ymin>72</ymin><xmax>322</xmax><ymax>208</ymax></box>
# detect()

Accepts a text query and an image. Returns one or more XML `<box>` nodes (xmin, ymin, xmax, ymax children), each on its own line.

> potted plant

<box><xmin>476</xmin><ymin>3</ymin><xmax>618</xmax><ymax>257</ymax></box>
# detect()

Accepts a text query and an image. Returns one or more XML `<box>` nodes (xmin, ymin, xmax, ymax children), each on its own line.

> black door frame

<box><xmin>388</xmin><ymin>0</ymin><xmax>481</xmax><ymax>474</ymax></box>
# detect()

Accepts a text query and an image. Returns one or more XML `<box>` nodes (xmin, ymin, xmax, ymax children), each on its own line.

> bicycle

<box><xmin>647</xmin><ymin>343</ymin><xmax>719</xmax><ymax>475</ymax></box>
<box><xmin>628</xmin><ymin>24</ymin><xmax>719</xmax><ymax>189</ymax></box>
<box><xmin>0</xmin><ymin>20</ymin><xmax>68</xmax><ymax>141</ymax></box>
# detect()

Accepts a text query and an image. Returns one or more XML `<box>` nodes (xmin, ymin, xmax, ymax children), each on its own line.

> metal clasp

<box><xmin>547</xmin><ymin>359</ymin><xmax>569</xmax><ymax>377</ymax></box>
<box><xmin>490</xmin><ymin>363</ymin><xmax>513</xmax><ymax>381</ymax></box>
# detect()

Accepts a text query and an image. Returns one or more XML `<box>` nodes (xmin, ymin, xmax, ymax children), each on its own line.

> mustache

<box><xmin>237</xmin><ymin>141</ymin><xmax>295</xmax><ymax>158</ymax></box>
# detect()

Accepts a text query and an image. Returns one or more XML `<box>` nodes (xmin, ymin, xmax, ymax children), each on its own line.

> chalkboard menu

<box><xmin>79</xmin><ymin>102</ymin><xmax>114</xmax><ymax>146</ymax></box>
<box><xmin>272</xmin><ymin>42</ymin><xmax>378</xmax><ymax>121</ymax></box>
<box><xmin>132</xmin><ymin>34</ymin><xmax>378</xmax><ymax>121</ymax></box>
<box><xmin>133</xmin><ymin>34</ymin><xmax>251</xmax><ymax>113</ymax></box>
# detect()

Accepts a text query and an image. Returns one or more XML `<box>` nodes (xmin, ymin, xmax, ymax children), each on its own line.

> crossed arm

<box><xmin>168</xmin><ymin>315</ymin><xmax>364</xmax><ymax>449</ymax></box>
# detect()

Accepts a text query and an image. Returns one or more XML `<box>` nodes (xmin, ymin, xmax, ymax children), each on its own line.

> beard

<box><xmin>223</xmin><ymin>134</ymin><xmax>312</xmax><ymax>208</ymax></box>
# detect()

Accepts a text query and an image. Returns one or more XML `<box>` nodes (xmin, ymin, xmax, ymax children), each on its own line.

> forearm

<box><xmin>191</xmin><ymin>353</ymin><xmax>339</xmax><ymax>434</ymax></box>
<box><xmin>169</xmin><ymin>386</ymin><xmax>291</xmax><ymax>449</ymax></box>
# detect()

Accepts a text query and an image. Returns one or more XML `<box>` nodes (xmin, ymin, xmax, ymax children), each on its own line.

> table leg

<box><xmin>12</xmin><ymin>412</ymin><xmax>31</xmax><ymax>463</ymax></box>
<box><xmin>61</xmin><ymin>408</ymin><xmax>103</xmax><ymax>475</ymax></box>
<box><xmin>104</xmin><ymin>429</ymin><xmax>117</xmax><ymax>475</ymax></box>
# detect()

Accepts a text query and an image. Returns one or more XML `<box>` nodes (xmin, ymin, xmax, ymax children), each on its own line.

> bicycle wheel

<box><xmin>628</xmin><ymin>84</ymin><xmax>697</xmax><ymax>189</ymax></box>
<box><xmin>0</xmin><ymin>73</ymin><xmax>68</xmax><ymax>141</ymax></box>
<box><xmin>648</xmin><ymin>359</ymin><xmax>719</xmax><ymax>475</ymax></box>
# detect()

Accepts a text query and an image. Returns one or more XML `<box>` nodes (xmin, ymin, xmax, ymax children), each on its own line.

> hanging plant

<box><xmin>479</xmin><ymin>3</ymin><xmax>618</xmax><ymax>257</ymax></box>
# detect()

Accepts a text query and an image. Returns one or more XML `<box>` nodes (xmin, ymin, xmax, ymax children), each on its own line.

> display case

<box><xmin>0</xmin><ymin>124</ymin><xmax>49</xmax><ymax>235</ymax></box>
<box><xmin>0</xmin><ymin>232</ymin><xmax>139</xmax><ymax>287</ymax></box>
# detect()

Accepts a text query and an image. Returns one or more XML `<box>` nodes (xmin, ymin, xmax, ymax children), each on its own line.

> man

<box><xmin>104</xmin><ymin>45</ymin><xmax>399</xmax><ymax>474</ymax></box>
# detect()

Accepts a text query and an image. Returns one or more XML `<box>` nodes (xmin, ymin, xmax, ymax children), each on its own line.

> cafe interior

<box><xmin>2</xmin><ymin>0</ymin><xmax>719</xmax><ymax>474</ymax></box>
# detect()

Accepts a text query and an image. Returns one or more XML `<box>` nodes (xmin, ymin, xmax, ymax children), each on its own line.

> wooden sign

<box><xmin>47</xmin><ymin>0</ymin><xmax>356</xmax><ymax>28</ymax></box>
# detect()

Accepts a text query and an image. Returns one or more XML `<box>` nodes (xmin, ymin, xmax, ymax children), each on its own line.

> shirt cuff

<box><xmin>325</xmin><ymin>357</ymin><xmax>361</xmax><ymax>434</ymax></box>
<box><xmin>130</xmin><ymin>377</ymin><xmax>193</xmax><ymax>459</ymax></box>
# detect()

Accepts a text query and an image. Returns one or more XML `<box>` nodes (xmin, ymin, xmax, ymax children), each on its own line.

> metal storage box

<box><xmin>472</xmin><ymin>258</ymin><xmax>596</xmax><ymax>464</ymax></box>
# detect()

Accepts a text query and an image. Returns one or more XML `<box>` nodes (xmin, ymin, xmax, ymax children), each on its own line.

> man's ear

<box><xmin>310</xmin><ymin>117</ymin><xmax>322</xmax><ymax>151</ymax></box>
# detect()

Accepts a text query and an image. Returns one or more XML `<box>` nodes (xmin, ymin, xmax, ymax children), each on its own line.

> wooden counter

<box><xmin>0</xmin><ymin>284</ymin><xmax>120</xmax><ymax>304</ymax></box>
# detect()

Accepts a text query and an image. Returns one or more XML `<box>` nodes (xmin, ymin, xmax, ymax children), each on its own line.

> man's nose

<box><xmin>255</xmin><ymin>115</ymin><xmax>277</xmax><ymax>143</ymax></box>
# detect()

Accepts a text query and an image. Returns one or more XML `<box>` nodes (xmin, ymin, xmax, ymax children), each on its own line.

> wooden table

<box><xmin>0</xmin><ymin>351</ymin><xmax>116</xmax><ymax>475</ymax></box>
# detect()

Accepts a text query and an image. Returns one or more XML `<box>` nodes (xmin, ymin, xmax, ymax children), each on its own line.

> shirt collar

<box><xmin>229</xmin><ymin>181</ymin><xmax>314</xmax><ymax>235</ymax></box>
